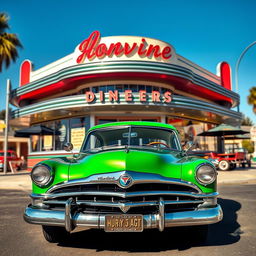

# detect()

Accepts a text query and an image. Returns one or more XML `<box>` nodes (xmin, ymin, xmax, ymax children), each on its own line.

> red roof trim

<box><xmin>18</xmin><ymin>72</ymin><xmax>232</xmax><ymax>105</ymax></box>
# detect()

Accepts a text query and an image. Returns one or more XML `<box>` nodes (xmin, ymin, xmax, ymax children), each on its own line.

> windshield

<box><xmin>0</xmin><ymin>152</ymin><xmax>11</xmax><ymax>157</ymax></box>
<box><xmin>81</xmin><ymin>126</ymin><xmax>181</xmax><ymax>153</ymax></box>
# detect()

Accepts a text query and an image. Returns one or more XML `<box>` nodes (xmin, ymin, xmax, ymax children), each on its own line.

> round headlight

<box><xmin>31</xmin><ymin>164</ymin><xmax>52</xmax><ymax>187</ymax></box>
<box><xmin>196</xmin><ymin>164</ymin><xmax>217</xmax><ymax>185</ymax></box>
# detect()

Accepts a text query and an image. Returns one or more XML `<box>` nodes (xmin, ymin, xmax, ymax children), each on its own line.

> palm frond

<box><xmin>2</xmin><ymin>32</ymin><xmax>22</xmax><ymax>48</ymax></box>
<box><xmin>0</xmin><ymin>12</ymin><xmax>22</xmax><ymax>72</ymax></box>
<box><xmin>0</xmin><ymin>32</ymin><xmax>22</xmax><ymax>71</ymax></box>
<box><xmin>248</xmin><ymin>87</ymin><xmax>256</xmax><ymax>105</ymax></box>
<box><xmin>0</xmin><ymin>13</ymin><xmax>9</xmax><ymax>33</ymax></box>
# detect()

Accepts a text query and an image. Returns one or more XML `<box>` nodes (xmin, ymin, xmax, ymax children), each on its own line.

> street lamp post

<box><xmin>235</xmin><ymin>42</ymin><xmax>256</xmax><ymax>157</ymax></box>
<box><xmin>235</xmin><ymin>41</ymin><xmax>256</xmax><ymax>95</ymax></box>
<box><xmin>3</xmin><ymin>79</ymin><xmax>11</xmax><ymax>174</ymax></box>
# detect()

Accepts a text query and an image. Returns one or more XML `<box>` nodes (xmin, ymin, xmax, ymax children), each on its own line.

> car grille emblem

<box><xmin>119</xmin><ymin>174</ymin><xmax>133</xmax><ymax>188</ymax></box>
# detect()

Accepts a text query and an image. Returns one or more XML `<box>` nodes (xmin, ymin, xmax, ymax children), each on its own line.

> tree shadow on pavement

<box><xmin>58</xmin><ymin>198</ymin><xmax>241</xmax><ymax>252</ymax></box>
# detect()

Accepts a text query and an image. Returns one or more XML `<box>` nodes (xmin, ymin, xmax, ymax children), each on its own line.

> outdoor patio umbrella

<box><xmin>197</xmin><ymin>124</ymin><xmax>249</xmax><ymax>137</ymax></box>
<box><xmin>197</xmin><ymin>124</ymin><xmax>249</xmax><ymax>153</ymax></box>
<box><xmin>14</xmin><ymin>125</ymin><xmax>58</xmax><ymax>138</ymax></box>
<box><xmin>224</xmin><ymin>134</ymin><xmax>251</xmax><ymax>140</ymax></box>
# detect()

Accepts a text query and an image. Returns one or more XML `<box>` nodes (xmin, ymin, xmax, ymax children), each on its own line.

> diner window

<box><xmin>98</xmin><ymin>119</ymin><xmax>116</xmax><ymax>125</ymax></box>
<box><xmin>99</xmin><ymin>86</ymin><xmax>107</xmax><ymax>92</ymax></box>
<box><xmin>107</xmin><ymin>85</ymin><xmax>115</xmax><ymax>91</ymax></box>
<box><xmin>70</xmin><ymin>117</ymin><xmax>90</xmax><ymax>151</ymax></box>
<box><xmin>92</xmin><ymin>87</ymin><xmax>99</xmax><ymax>93</ymax></box>
<box><xmin>130</xmin><ymin>84</ymin><xmax>138</xmax><ymax>92</ymax></box>
<box><xmin>167</xmin><ymin>118</ymin><xmax>217</xmax><ymax>151</ymax></box>
<box><xmin>116</xmin><ymin>85</ymin><xmax>123</xmax><ymax>92</ymax></box>
<box><xmin>124</xmin><ymin>84</ymin><xmax>129</xmax><ymax>90</ymax></box>
<box><xmin>31</xmin><ymin>135</ymin><xmax>40</xmax><ymax>152</ymax></box>
<box><xmin>55</xmin><ymin>120</ymin><xmax>69</xmax><ymax>151</ymax></box>
<box><xmin>29</xmin><ymin>116</ymin><xmax>90</xmax><ymax>152</ymax></box>
<box><xmin>42</xmin><ymin>122</ymin><xmax>54</xmax><ymax>151</ymax></box>
<box><xmin>138</xmin><ymin>85</ymin><xmax>145</xmax><ymax>91</ymax></box>
<box><xmin>42</xmin><ymin>135</ymin><xmax>53</xmax><ymax>151</ymax></box>
<box><xmin>146</xmin><ymin>86</ymin><xmax>151</xmax><ymax>93</ymax></box>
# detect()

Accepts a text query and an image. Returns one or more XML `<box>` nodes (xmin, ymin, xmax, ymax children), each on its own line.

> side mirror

<box><xmin>64</xmin><ymin>142</ymin><xmax>73</xmax><ymax>152</ymax></box>
<box><xmin>182</xmin><ymin>141</ymin><xmax>195</xmax><ymax>152</ymax></box>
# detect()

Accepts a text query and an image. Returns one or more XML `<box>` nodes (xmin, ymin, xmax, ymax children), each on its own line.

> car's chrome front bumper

<box><xmin>24</xmin><ymin>203</ymin><xmax>223</xmax><ymax>232</ymax></box>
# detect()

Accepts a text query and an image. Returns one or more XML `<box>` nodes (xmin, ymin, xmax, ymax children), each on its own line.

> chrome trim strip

<box><xmin>24</xmin><ymin>204</ymin><xmax>223</xmax><ymax>229</ymax></box>
<box><xmin>13</xmin><ymin>61</ymin><xmax>238</xmax><ymax>103</ymax></box>
<box><xmin>31</xmin><ymin>191</ymin><xmax>219</xmax><ymax>200</ymax></box>
<box><xmin>47</xmin><ymin>170</ymin><xmax>201</xmax><ymax>193</ymax></box>
<box><xmin>12</xmin><ymin>93</ymin><xmax>240</xmax><ymax>120</ymax></box>
<box><xmin>42</xmin><ymin>199</ymin><xmax>205</xmax><ymax>208</ymax></box>
<box><xmin>16</xmin><ymin>61</ymin><xmax>220</xmax><ymax>94</ymax></box>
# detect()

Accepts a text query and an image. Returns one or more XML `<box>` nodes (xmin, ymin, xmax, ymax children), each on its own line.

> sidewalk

<box><xmin>217</xmin><ymin>165</ymin><xmax>256</xmax><ymax>184</ymax></box>
<box><xmin>0</xmin><ymin>165</ymin><xmax>256</xmax><ymax>192</ymax></box>
<box><xmin>0</xmin><ymin>171</ymin><xmax>31</xmax><ymax>191</ymax></box>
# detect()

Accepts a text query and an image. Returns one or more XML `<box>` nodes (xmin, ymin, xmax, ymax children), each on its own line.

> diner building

<box><xmin>10</xmin><ymin>31</ymin><xmax>241</xmax><ymax>170</ymax></box>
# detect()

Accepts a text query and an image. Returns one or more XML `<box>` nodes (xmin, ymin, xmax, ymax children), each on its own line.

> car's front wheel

<box><xmin>42</xmin><ymin>225</ymin><xmax>70</xmax><ymax>243</ymax></box>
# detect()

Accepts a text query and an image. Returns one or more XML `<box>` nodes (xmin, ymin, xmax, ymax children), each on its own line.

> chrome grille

<box><xmin>51</xmin><ymin>183</ymin><xmax>199</xmax><ymax>194</ymax></box>
<box><xmin>42</xmin><ymin>182</ymin><xmax>204</xmax><ymax>214</ymax></box>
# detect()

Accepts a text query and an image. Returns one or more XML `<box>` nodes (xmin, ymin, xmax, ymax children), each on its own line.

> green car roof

<box><xmin>89</xmin><ymin>121</ymin><xmax>177</xmax><ymax>132</ymax></box>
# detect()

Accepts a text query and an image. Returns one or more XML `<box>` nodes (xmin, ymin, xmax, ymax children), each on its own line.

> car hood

<box><xmin>68</xmin><ymin>148</ymin><xmax>182</xmax><ymax>180</ymax></box>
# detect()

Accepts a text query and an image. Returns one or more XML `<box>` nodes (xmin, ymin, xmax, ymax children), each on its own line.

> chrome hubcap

<box><xmin>220</xmin><ymin>161</ymin><xmax>228</xmax><ymax>169</ymax></box>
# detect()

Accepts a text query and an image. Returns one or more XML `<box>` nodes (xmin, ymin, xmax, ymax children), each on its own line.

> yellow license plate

<box><xmin>105</xmin><ymin>215</ymin><xmax>143</xmax><ymax>232</ymax></box>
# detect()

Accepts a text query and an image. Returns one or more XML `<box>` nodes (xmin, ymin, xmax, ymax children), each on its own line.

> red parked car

<box><xmin>188</xmin><ymin>148</ymin><xmax>251</xmax><ymax>171</ymax></box>
<box><xmin>0</xmin><ymin>150</ymin><xmax>23</xmax><ymax>171</ymax></box>
<box><xmin>205</xmin><ymin>148</ymin><xmax>251</xmax><ymax>171</ymax></box>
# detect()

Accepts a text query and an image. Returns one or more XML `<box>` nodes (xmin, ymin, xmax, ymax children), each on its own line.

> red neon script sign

<box><xmin>76</xmin><ymin>31</ymin><xmax>172</xmax><ymax>63</ymax></box>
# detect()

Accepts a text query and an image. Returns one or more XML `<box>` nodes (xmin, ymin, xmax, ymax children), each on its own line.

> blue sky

<box><xmin>1</xmin><ymin>0</ymin><xmax>255</xmax><ymax>123</ymax></box>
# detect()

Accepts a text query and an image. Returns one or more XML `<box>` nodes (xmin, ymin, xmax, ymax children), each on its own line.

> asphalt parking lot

<box><xmin>0</xmin><ymin>183</ymin><xmax>255</xmax><ymax>256</ymax></box>
<box><xmin>0</xmin><ymin>165</ymin><xmax>256</xmax><ymax>256</ymax></box>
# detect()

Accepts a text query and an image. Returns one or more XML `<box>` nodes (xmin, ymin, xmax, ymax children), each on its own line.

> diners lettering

<box><xmin>85</xmin><ymin>90</ymin><xmax>172</xmax><ymax>103</ymax></box>
<box><xmin>77</xmin><ymin>31</ymin><xmax>172</xmax><ymax>63</ymax></box>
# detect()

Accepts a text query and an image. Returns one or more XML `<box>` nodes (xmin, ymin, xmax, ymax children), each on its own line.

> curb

<box><xmin>218</xmin><ymin>179</ymin><xmax>256</xmax><ymax>185</ymax></box>
<box><xmin>0</xmin><ymin>170</ymin><xmax>30</xmax><ymax>176</ymax></box>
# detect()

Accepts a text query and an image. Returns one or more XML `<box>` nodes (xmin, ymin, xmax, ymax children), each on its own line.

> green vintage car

<box><xmin>24</xmin><ymin>121</ymin><xmax>223</xmax><ymax>243</ymax></box>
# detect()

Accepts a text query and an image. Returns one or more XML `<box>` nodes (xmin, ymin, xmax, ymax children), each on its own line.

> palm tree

<box><xmin>241</xmin><ymin>113</ymin><xmax>254</xmax><ymax>126</ymax></box>
<box><xmin>0</xmin><ymin>13</ymin><xmax>22</xmax><ymax>72</ymax></box>
<box><xmin>248</xmin><ymin>87</ymin><xmax>256</xmax><ymax>113</ymax></box>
